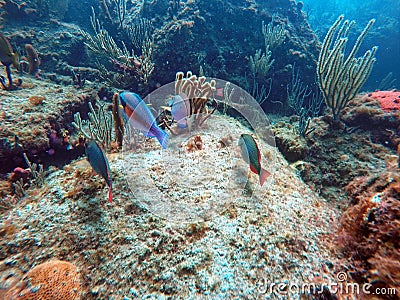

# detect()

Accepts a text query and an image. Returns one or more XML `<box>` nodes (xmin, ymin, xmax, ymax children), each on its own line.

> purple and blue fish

<box><xmin>119</xmin><ymin>92</ymin><xmax>169</xmax><ymax>149</ymax></box>
<box><xmin>85</xmin><ymin>139</ymin><xmax>113</xmax><ymax>203</ymax></box>
<box><xmin>168</xmin><ymin>93</ymin><xmax>191</xmax><ymax>128</ymax></box>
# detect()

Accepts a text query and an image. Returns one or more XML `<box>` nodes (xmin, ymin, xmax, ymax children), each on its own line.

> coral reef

<box><xmin>0</xmin><ymin>115</ymin><xmax>342</xmax><ymax>299</ymax></box>
<box><xmin>342</xmin><ymin>93</ymin><xmax>400</xmax><ymax>151</ymax></box>
<box><xmin>337</xmin><ymin>163</ymin><xmax>399</xmax><ymax>295</ymax></box>
<box><xmin>5</xmin><ymin>260</ymin><xmax>81</xmax><ymax>299</ymax></box>
<box><xmin>28</xmin><ymin>95</ymin><xmax>45</xmax><ymax>105</ymax></box>
<box><xmin>273</xmin><ymin>118</ymin><xmax>309</xmax><ymax>162</ymax></box>
<box><xmin>0</xmin><ymin>1</ymin><xmax>398</xmax><ymax>299</ymax></box>
<box><xmin>276</xmin><ymin>92</ymin><xmax>399</xmax><ymax>203</ymax></box>
<box><xmin>1</xmin><ymin>0</ymin><xmax>320</xmax><ymax>101</ymax></box>
<box><xmin>0</xmin><ymin>76</ymin><xmax>96</xmax><ymax>174</ymax></box>
<box><xmin>0</xmin><ymin>0</ymin><xmax>36</xmax><ymax>20</ymax></box>
<box><xmin>281</xmin><ymin>118</ymin><xmax>392</xmax><ymax>202</ymax></box>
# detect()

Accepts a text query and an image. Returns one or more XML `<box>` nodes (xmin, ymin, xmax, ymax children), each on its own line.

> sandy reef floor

<box><xmin>0</xmin><ymin>110</ymin><xmax>342</xmax><ymax>299</ymax></box>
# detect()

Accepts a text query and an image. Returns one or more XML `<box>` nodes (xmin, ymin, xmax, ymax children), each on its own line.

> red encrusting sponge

<box><xmin>368</xmin><ymin>90</ymin><xmax>400</xmax><ymax>112</ymax></box>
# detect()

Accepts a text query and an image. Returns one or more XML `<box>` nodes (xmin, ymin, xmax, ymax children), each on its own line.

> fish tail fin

<box><xmin>108</xmin><ymin>182</ymin><xmax>113</xmax><ymax>203</ymax></box>
<box><xmin>259</xmin><ymin>168</ymin><xmax>271</xmax><ymax>186</ymax></box>
<box><xmin>156</xmin><ymin>128</ymin><xmax>169</xmax><ymax>149</ymax></box>
<box><xmin>250</xmin><ymin>164</ymin><xmax>258</xmax><ymax>175</ymax></box>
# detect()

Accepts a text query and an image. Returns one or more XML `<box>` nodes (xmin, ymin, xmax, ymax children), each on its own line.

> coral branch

<box><xmin>317</xmin><ymin>15</ymin><xmax>377</xmax><ymax>122</ymax></box>
<box><xmin>72</xmin><ymin>101</ymin><xmax>113</xmax><ymax>149</ymax></box>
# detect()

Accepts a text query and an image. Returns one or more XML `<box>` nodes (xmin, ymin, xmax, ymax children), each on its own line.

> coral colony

<box><xmin>0</xmin><ymin>0</ymin><xmax>399</xmax><ymax>299</ymax></box>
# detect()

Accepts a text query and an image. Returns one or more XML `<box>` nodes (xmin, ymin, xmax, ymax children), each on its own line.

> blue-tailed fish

<box><xmin>238</xmin><ymin>134</ymin><xmax>270</xmax><ymax>186</ymax></box>
<box><xmin>0</xmin><ymin>33</ymin><xmax>19</xmax><ymax>69</ymax></box>
<box><xmin>119</xmin><ymin>92</ymin><xmax>169</xmax><ymax>149</ymax></box>
<box><xmin>85</xmin><ymin>140</ymin><xmax>113</xmax><ymax>203</ymax></box>
<box><xmin>168</xmin><ymin>93</ymin><xmax>191</xmax><ymax>128</ymax></box>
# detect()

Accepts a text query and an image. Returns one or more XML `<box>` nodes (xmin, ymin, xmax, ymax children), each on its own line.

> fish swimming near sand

<box><xmin>85</xmin><ymin>140</ymin><xmax>113</xmax><ymax>203</ymax></box>
<box><xmin>238</xmin><ymin>134</ymin><xmax>270</xmax><ymax>186</ymax></box>
<box><xmin>168</xmin><ymin>93</ymin><xmax>191</xmax><ymax>128</ymax></box>
<box><xmin>0</xmin><ymin>33</ymin><xmax>19</xmax><ymax>69</ymax></box>
<box><xmin>119</xmin><ymin>92</ymin><xmax>169</xmax><ymax>149</ymax></box>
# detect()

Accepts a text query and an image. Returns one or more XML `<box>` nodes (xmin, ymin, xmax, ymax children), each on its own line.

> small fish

<box><xmin>85</xmin><ymin>140</ymin><xmax>113</xmax><ymax>203</ymax></box>
<box><xmin>238</xmin><ymin>134</ymin><xmax>270</xmax><ymax>186</ymax></box>
<box><xmin>168</xmin><ymin>93</ymin><xmax>191</xmax><ymax>128</ymax></box>
<box><xmin>0</xmin><ymin>33</ymin><xmax>19</xmax><ymax>70</ymax></box>
<box><xmin>119</xmin><ymin>92</ymin><xmax>169</xmax><ymax>149</ymax></box>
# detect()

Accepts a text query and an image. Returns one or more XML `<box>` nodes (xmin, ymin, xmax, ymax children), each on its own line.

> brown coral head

<box><xmin>5</xmin><ymin>260</ymin><xmax>81</xmax><ymax>300</ymax></box>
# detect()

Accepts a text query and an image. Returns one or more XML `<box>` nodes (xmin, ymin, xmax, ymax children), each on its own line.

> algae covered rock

<box><xmin>273</xmin><ymin>120</ymin><xmax>309</xmax><ymax>162</ymax></box>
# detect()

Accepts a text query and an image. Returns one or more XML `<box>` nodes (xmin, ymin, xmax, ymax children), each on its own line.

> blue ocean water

<box><xmin>302</xmin><ymin>0</ymin><xmax>400</xmax><ymax>90</ymax></box>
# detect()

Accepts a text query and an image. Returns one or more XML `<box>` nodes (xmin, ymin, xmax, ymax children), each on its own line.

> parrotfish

<box><xmin>238</xmin><ymin>134</ymin><xmax>270</xmax><ymax>186</ymax></box>
<box><xmin>0</xmin><ymin>33</ymin><xmax>19</xmax><ymax>69</ymax></box>
<box><xmin>85</xmin><ymin>140</ymin><xmax>113</xmax><ymax>203</ymax></box>
<box><xmin>119</xmin><ymin>92</ymin><xmax>169</xmax><ymax>149</ymax></box>
<box><xmin>168</xmin><ymin>93</ymin><xmax>191</xmax><ymax>128</ymax></box>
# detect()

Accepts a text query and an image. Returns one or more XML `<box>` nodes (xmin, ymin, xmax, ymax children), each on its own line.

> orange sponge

<box><xmin>5</xmin><ymin>260</ymin><xmax>81</xmax><ymax>300</ymax></box>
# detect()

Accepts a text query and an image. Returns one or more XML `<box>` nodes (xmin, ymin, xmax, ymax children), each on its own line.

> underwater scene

<box><xmin>0</xmin><ymin>0</ymin><xmax>399</xmax><ymax>299</ymax></box>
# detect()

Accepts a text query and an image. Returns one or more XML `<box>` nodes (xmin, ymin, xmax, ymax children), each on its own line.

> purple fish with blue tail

<box><xmin>238</xmin><ymin>134</ymin><xmax>270</xmax><ymax>186</ymax></box>
<box><xmin>119</xmin><ymin>92</ymin><xmax>169</xmax><ymax>149</ymax></box>
<box><xmin>85</xmin><ymin>139</ymin><xmax>113</xmax><ymax>203</ymax></box>
<box><xmin>168</xmin><ymin>93</ymin><xmax>191</xmax><ymax>128</ymax></box>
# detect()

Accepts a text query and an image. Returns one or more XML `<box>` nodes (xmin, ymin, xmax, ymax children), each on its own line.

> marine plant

<box><xmin>22</xmin><ymin>152</ymin><xmax>45</xmax><ymax>187</ymax></box>
<box><xmin>247</xmin><ymin>19</ymin><xmax>286</xmax><ymax>105</ymax></box>
<box><xmin>261</xmin><ymin>19</ymin><xmax>287</xmax><ymax>49</ymax></box>
<box><xmin>287</xmin><ymin>64</ymin><xmax>311</xmax><ymax>114</ymax></box>
<box><xmin>163</xmin><ymin>71</ymin><xmax>217</xmax><ymax>134</ymax></box>
<box><xmin>249</xmin><ymin>48</ymin><xmax>274</xmax><ymax>81</ymax></box>
<box><xmin>286</xmin><ymin>65</ymin><xmax>323</xmax><ymax>136</ymax></box>
<box><xmin>101</xmin><ymin>0</ymin><xmax>127</xmax><ymax>28</ymax></box>
<box><xmin>248</xmin><ymin>49</ymin><xmax>273</xmax><ymax>105</ymax></box>
<box><xmin>72</xmin><ymin>101</ymin><xmax>113</xmax><ymax>150</ymax></box>
<box><xmin>317</xmin><ymin>15</ymin><xmax>377</xmax><ymax>123</ymax></box>
<box><xmin>11</xmin><ymin>178</ymin><xmax>25</xmax><ymax>198</ymax></box>
<box><xmin>80</xmin><ymin>8</ymin><xmax>155</xmax><ymax>85</ymax></box>
<box><xmin>378</xmin><ymin>72</ymin><xmax>397</xmax><ymax>90</ymax></box>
